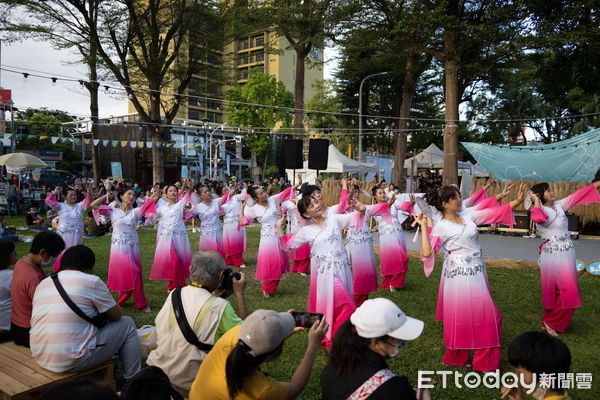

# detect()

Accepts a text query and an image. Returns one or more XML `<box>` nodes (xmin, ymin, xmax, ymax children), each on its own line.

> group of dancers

<box><xmin>44</xmin><ymin>174</ymin><xmax>600</xmax><ymax>369</ymax></box>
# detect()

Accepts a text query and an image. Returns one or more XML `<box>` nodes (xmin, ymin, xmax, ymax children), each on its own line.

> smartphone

<box><xmin>291</xmin><ymin>310</ymin><xmax>323</xmax><ymax>328</ymax></box>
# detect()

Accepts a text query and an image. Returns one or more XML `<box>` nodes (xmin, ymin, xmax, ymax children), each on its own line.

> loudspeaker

<box><xmin>308</xmin><ymin>139</ymin><xmax>329</xmax><ymax>170</ymax></box>
<box><xmin>567</xmin><ymin>213</ymin><xmax>580</xmax><ymax>232</ymax></box>
<box><xmin>514</xmin><ymin>211</ymin><xmax>530</xmax><ymax>230</ymax></box>
<box><xmin>275</xmin><ymin>139</ymin><xmax>286</xmax><ymax>176</ymax></box>
<box><xmin>283</xmin><ymin>139</ymin><xmax>303</xmax><ymax>169</ymax></box>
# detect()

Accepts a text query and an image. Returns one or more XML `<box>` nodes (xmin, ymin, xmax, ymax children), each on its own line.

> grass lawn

<box><xmin>5</xmin><ymin>216</ymin><xmax>599</xmax><ymax>399</ymax></box>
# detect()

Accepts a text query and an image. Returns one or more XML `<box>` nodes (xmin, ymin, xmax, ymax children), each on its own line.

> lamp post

<box><xmin>358</xmin><ymin>71</ymin><xmax>390</xmax><ymax>162</ymax></box>
<box><xmin>208</xmin><ymin>123</ymin><xmax>227</xmax><ymax>179</ymax></box>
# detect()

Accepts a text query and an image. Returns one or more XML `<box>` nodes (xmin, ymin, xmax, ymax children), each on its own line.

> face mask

<box><xmin>41</xmin><ymin>256</ymin><xmax>58</xmax><ymax>268</ymax></box>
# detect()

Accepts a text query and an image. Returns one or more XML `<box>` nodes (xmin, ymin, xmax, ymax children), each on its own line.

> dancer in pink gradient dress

<box><xmin>372</xmin><ymin>185</ymin><xmax>413</xmax><ymax>290</ymax></box>
<box><xmin>221</xmin><ymin>187</ymin><xmax>249</xmax><ymax>268</ymax></box>
<box><xmin>90</xmin><ymin>187</ymin><xmax>157</xmax><ymax>312</ymax></box>
<box><xmin>344</xmin><ymin>184</ymin><xmax>383</xmax><ymax>306</ymax></box>
<box><xmin>191</xmin><ymin>185</ymin><xmax>234</xmax><ymax>258</ymax></box>
<box><xmin>278</xmin><ymin>194</ymin><xmax>369</xmax><ymax>349</ymax></box>
<box><xmin>281</xmin><ymin>197</ymin><xmax>310</xmax><ymax>275</ymax></box>
<box><xmin>150</xmin><ymin>180</ymin><xmax>193</xmax><ymax>291</ymax></box>
<box><xmin>45</xmin><ymin>186</ymin><xmax>91</xmax><ymax>271</ymax></box>
<box><xmin>417</xmin><ymin>183</ymin><xmax>526</xmax><ymax>372</ymax></box>
<box><xmin>529</xmin><ymin>180</ymin><xmax>600</xmax><ymax>336</ymax></box>
<box><xmin>239</xmin><ymin>179</ymin><xmax>301</xmax><ymax>297</ymax></box>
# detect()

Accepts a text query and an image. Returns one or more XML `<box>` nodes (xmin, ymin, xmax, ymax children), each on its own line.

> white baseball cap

<box><xmin>350</xmin><ymin>298</ymin><xmax>424</xmax><ymax>341</ymax></box>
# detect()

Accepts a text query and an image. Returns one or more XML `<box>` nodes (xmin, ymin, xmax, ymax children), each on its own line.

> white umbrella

<box><xmin>0</xmin><ymin>152</ymin><xmax>48</xmax><ymax>169</ymax></box>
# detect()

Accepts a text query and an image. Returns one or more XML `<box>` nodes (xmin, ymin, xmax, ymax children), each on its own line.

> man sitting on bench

<box><xmin>29</xmin><ymin>245</ymin><xmax>141</xmax><ymax>380</ymax></box>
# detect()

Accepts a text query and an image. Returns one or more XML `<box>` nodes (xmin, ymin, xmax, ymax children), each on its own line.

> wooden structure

<box><xmin>0</xmin><ymin>342</ymin><xmax>114</xmax><ymax>400</ymax></box>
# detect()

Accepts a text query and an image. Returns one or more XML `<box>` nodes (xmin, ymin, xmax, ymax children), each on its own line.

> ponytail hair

<box><xmin>530</xmin><ymin>182</ymin><xmax>549</xmax><ymax>205</ymax></box>
<box><xmin>328</xmin><ymin>321</ymin><xmax>389</xmax><ymax>376</ymax></box>
<box><xmin>225</xmin><ymin>340</ymin><xmax>282</xmax><ymax>399</ymax></box>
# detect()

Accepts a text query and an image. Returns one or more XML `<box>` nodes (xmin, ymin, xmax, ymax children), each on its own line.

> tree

<box><xmin>2</xmin><ymin>0</ymin><xmax>105</xmax><ymax>184</ymax></box>
<box><xmin>13</xmin><ymin>109</ymin><xmax>81</xmax><ymax>173</ymax></box>
<box><xmin>75</xmin><ymin>0</ymin><xmax>223</xmax><ymax>184</ymax></box>
<box><xmin>225</xmin><ymin>71</ymin><xmax>294</xmax><ymax>174</ymax></box>
<box><xmin>242</xmin><ymin>0</ymin><xmax>339</xmax><ymax>137</ymax></box>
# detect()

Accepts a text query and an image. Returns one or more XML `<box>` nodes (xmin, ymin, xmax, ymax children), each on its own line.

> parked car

<box><xmin>38</xmin><ymin>170</ymin><xmax>77</xmax><ymax>188</ymax></box>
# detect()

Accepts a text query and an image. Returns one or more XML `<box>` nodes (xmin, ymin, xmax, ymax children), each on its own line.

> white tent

<box><xmin>404</xmin><ymin>143</ymin><xmax>473</xmax><ymax>175</ymax></box>
<box><xmin>286</xmin><ymin>144</ymin><xmax>377</xmax><ymax>181</ymax></box>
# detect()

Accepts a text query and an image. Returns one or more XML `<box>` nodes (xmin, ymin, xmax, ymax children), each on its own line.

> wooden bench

<box><xmin>0</xmin><ymin>342</ymin><xmax>114</xmax><ymax>400</ymax></box>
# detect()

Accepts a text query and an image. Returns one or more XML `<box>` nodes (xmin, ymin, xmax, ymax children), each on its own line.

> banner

<box><xmin>226</xmin><ymin>152</ymin><xmax>231</xmax><ymax>176</ymax></box>
<box><xmin>110</xmin><ymin>162</ymin><xmax>123</xmax><ymax>181</ymax></box>
<box><xmin>6</xmin><ymin>165</ymin><xmax>25</xmax><ymax>175</ymax></box>
<box><xmin>199</xmin><ymin>152</ymin><xmax>204</xmax><ymax>176</ymax></box>
<box><xmin>462</xmin><ymin>127</ymin><xmax>600</xmax><ymax>182</ymax></box>
<box><xmin>32</xmin><ymin>168</ymin><xmax>41</xmax><ymax>181</ymax></box>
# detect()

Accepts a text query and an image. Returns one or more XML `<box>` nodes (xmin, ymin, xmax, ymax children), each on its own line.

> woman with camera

<box><xmin>189</xmin><ymin>309</ymin><xmax>328</xmax><ymax>400</ymax></box>
<box><xmin>147</xmin><ymin>250</ymin><xmax>248</xmax><ymax>397</ymax></box>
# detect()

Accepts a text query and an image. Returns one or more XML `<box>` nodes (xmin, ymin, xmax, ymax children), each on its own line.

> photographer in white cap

<box><xmin>189</xmin><ymin>309</ymin><xmax>328</xmax><ymax>400</ymax></box>
<box><xmin>321</xmin><ymin>298</ymin><xmax>430</xmax><ymax>400</ymax></box>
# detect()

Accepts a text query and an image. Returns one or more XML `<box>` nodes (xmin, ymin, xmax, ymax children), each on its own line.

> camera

<box><xmin>217</xmin><ymin>268</ymin><xmax>242</xmax><ymax>298</ymax></box>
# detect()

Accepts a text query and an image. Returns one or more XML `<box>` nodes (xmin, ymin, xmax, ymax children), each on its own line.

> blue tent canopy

<box><xmin>462</xmin><ymin>128</ymin><xmax>600</xmax><ymax>182</ymax></box>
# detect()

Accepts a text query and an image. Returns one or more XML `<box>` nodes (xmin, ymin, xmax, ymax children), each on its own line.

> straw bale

<box><xmin>471</xmin><ymin>178</ymin><xmax>600</xmax><ymax>225</ymax></box>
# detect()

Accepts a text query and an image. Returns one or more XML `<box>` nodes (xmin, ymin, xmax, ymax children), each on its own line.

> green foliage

<box><xmin>13</xmin><ymin>109</ymin><xmax>80</xmax><ymax>173</ymax></box>
<box><xmin>225</xmin><ymin>71</ymin><xmax>294</xmax><ymax>164</ymax></box>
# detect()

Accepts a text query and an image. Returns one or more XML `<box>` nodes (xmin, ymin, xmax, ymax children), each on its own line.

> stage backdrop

<box><xmin>462</xmin><ymin>128</ymin><xmax>600</xmax><ymax>182</ymax></box>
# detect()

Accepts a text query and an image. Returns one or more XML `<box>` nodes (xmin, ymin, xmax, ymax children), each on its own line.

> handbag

<box><xmin>50</xmin><ymin>273</ymin><xmax>108</xmax><ymax>328</ymax></box>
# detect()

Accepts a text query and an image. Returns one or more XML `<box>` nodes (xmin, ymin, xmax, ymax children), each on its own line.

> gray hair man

<box><xmin>147</xmin><ymin>250</ymin><xmax>247</xmax><ymax>396</ymax></box>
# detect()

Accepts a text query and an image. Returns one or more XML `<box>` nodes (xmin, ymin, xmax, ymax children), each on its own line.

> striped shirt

<box><xmin>30</xmin><ymin>270</ymin><xmax>116</xmax><ymax>372</ymax></box>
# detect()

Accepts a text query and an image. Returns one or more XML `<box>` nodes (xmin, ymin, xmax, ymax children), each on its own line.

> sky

<box><xmin>0</xmin><ymin>39</ymin><xmax>339</xmax><ymax>120</ymax></box>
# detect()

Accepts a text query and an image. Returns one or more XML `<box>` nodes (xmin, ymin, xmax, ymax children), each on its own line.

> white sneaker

<box><xmin>192</xmin><ymin>228</ymin><xmax>197</xmax><ymax>233</ymax></box>
<box><xmin>240</xmin><ymin>264</ymin><xmax>246</xmax><ymax>269</ymax></box>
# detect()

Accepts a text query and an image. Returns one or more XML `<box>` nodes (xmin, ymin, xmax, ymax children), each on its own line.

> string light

<box><xmin>3</xmin><ymin>64</ymin><xmax>600</xmax><ymax>126</ymax></box>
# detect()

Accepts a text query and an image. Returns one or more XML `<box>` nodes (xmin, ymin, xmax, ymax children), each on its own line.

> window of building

<box><xmin>189</xmin><ymin>97</ymin><xmax>199</xmax><ymax>106</ymax></box>
<box><xmin>292</xmin><ymin>54</ymin><xmax>296</xmax><ymax>65</ymax></box>
<box><xmin>255</xmin><ymin>37</ymin><xmax>264</xmax><ymax>47</ymax></box>
<box><xmin>255</xmin><ymin>53</ymin><xmax>264</xmax><ymax>62</ymax></box>
<box><xmin>292</xmin><ymin>70</ymin><xmax>296</xmax><ymax>81</ymax></box>
<box><xmin>241</xmin><ymin>40</ymin><xmax>249</xmax><ymax>49</ymax></box>
<box><xmin>188</xmin><ymin>110</ymin><xmax>200</xmax><ymax>121</ymax></box>
<box><xmin>207</xmin><ymin>54</ymin><xmax>220</xmax><ymax>65</ymax></box>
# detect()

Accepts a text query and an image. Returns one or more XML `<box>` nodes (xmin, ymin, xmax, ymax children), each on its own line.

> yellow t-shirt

<box><xmin>545</xmin><ymin>393</ymin><xmax>570</xmax><ymax>400</ymax></box>
<box><xmin>189</xmin><ymin>325</ymin><xmax>289</xmax><ymax>400</ymax></box>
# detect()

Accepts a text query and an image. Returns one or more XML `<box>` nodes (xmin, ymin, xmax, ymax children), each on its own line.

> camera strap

<box><xmin>171</xmin><ymin>287</ymin><xmax>214</xmax><ymax>353</ymax></box>
<box><xmin>51</xmin><ymin>273</ymin><xmax>105</xmax><ymax>328</ymax></box>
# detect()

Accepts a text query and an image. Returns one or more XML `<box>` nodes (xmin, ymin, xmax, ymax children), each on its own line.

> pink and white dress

<box><xmin>281</xmin><ymin>212</ymin><xmax>358</xmax><ymax>348</ymax></box>
<box><xmin>423</xmin><ymin>203</ymin><xmax>515</xmax><ymax>371</ymax></box>
<box><xmin>97</xmin><ymin>200</ymin><xmax>155</xmax><ymax>309</ymax></box>
<box><xmin>150</xmin><ymin>193</ymin><xmax>192</xmax><ymax>291</ymax></box>
<box><xmin>374</xmin><ymin>200</ymin><xmax>412</xmax><ymax>289</ymax></box>
<box><xmin>345</xmin><ymin>203</ymin><xmax>390</xmax><ymax>306</ymax></box>
<box><xmin>281</xmin><ymin>199</ymin><xmax>310</xmax><ymax>274</ymax></box>
<box><xmin>530</xmin><ymin>184</ymin><xmax>600</xmax><ymax>333</ymax></box>
<box><xmin>45</xmin><ymin>193</ymin><xmax>90</xmax><ymax>272</ymax></box>
<box><xmin>192</xmin><ymin>193</ymin><xmax>232</xmax><ymax>258</ymax></box>
<box><xmin>221</xmin><ymin>191</ymin><xmax>248</xmax><ymax>267</ymax></box>
<box><xmin>240</xmin><ymin>187</ymin><xmax>294</xmax><ymax>294</ymax></box>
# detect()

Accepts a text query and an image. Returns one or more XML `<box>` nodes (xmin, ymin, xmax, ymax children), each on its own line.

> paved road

<box><xmin>399</xmin><ymin>231</ymin><xmax>599</xmax><ymax>262</ymax></box>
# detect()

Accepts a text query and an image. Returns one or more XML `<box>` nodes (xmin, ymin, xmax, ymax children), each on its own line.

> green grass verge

<box><xmin>4</xmin><ymin>216</ymin><xmax>599</xmax><ymax>399</ymax></box>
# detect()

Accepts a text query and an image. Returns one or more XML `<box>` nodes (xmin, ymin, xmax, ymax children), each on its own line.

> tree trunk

<box><xmin>87</xmin><ymin>48</ymin><xmax>100</xmax><ymax>185</ymax></box>
<box><xmin>443</xmin><ymin>47</ymin><xmax>460</xmax><ymax>185</ymax></box>
<box><xmin>149</xmin><ymin>89</ymin><xmax>164</xmax><ymax>184</ymax></box>
<box><xmin>393</xmin><ymin>51</ymin><xmax>417</xmax><ymax>190</ymax></box>
<box><xmin>293</xmin><ymin>49</ymin><xmax>306</xmax><ymax>137</ymax></box>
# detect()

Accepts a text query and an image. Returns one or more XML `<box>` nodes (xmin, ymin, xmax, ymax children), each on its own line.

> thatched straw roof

<box><xmin>471</xmin><ymin>178</ymin><xmax>600</xmax><ymax>225</ymax></box>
